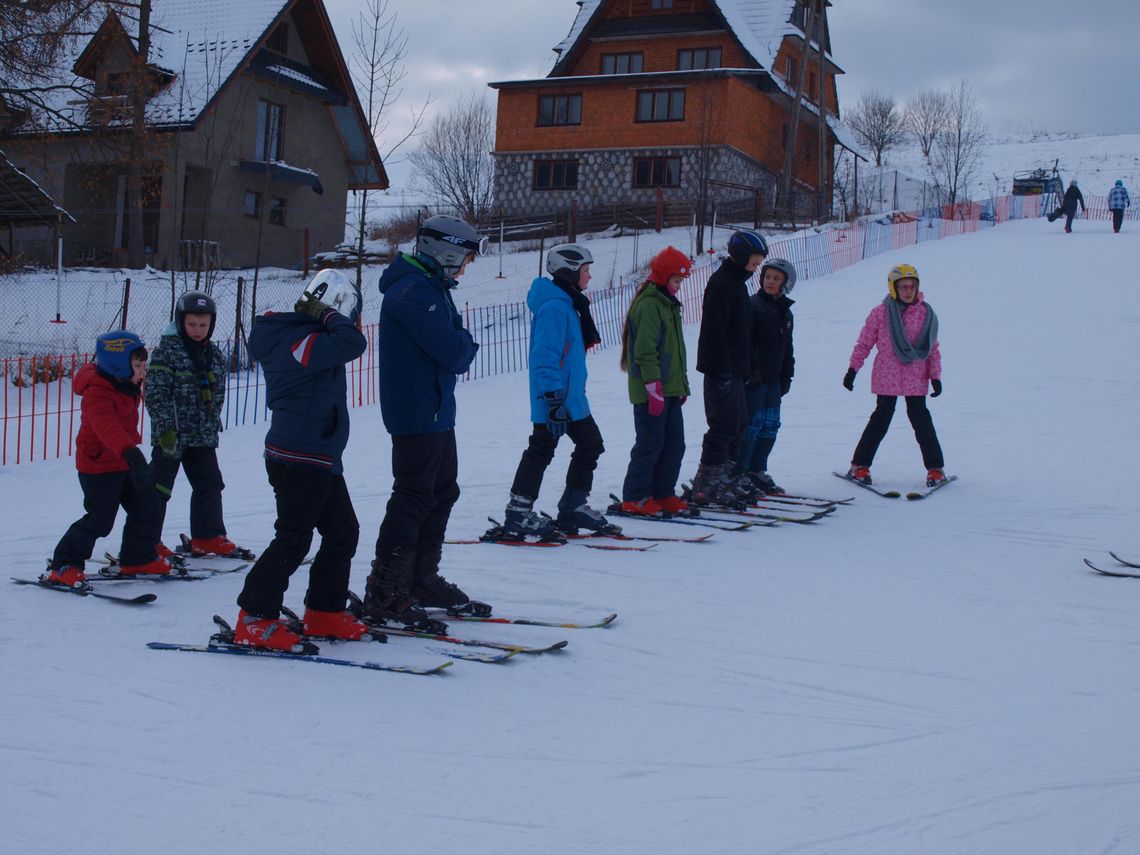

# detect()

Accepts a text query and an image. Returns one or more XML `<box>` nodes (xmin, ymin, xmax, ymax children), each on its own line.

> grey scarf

<box><xmin>884</xmin><ymin>296</ymin><xmax>938</xmax><ymax>364</ymax></box>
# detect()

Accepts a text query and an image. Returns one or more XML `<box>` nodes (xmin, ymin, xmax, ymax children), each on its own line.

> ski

<box><xmin>769</xmin><ymin>491</ymin><xmax>855</xmax><ymax>505</ymax></box>
<box><xmin>427</xmin><ymin>609</ymin><xmax>617</xmax><ymax>629</ymax></box>
<box><xmin>98</xmin><ymin>551</ymin><xmax>248</xmax><ymax>576</ymax></box>
<box><xmin>905</xmin><ymin>475</ymin><xmax>957</xmax><ymax>500</ymax></box>
<box><xmin>11</xmin><ymin>577</ymin><xmax>157</xmax><ymax>605</ymax></box>
<box><xmin>1083</xmin><ymin>559</ymin><xmax>1140</xmax><ymax>579</ymax></box>
<box><xmin>748</xmin><ymin>495</ymin><xmax>841</xmax><ymax>510</ymax></box>
<box><xmin>606</xmin><ymin>495</ymin><xmax>769</xmax><ymax>530</ymax></box>
<box><xmin>563</xmin><ymin>531</ymin><xmax>714</xmax><ymax>544</ymax></box>
<box><xmin>833</xmin><ymin>471</ymin><xmax>902</xmax><ymax>498</ymax></box>
<box><xmin>378</xmin><ymin>625</ymin><xmax>562</xmax><ymax>655</ymax></box>
<box><xmin>176</xmin><ymin>533</ymin><xmax>257</xmax><ymax>561</ymax></box>
<box><xmin>449</xmin><ymin>537</ymin><xmax>655</xmax><ymax>552</ymax></box>
<box><xmin>146</xmin><ymin>641</ymin><xmax>453</xmax><ymax>674</ymax></box>
<box><xmin>1108</xmin><ymin>552</ymin><xmax>1140</xmax><ymax>569</ymax></box>
<box><xmin>696</xmin><ymin>504</ymin><xmax>833</xmax><ymax>524</ymax></box>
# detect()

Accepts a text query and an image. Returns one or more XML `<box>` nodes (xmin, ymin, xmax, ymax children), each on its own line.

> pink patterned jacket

<box><xmin>848</xmin><ymin>293</ymin><xmax>941</xmax><ymax>397</ymax></box>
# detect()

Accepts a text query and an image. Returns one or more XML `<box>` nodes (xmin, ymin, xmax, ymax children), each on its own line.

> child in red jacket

<box><xmin>45</xmin><ymin>331</ymin><xmax>172</xmax><ymax>588</ymax></box>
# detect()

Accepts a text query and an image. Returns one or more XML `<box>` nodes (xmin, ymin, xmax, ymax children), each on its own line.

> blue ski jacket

<box><xmin>526</xmin><ymin>276</ymin><xmax>590</xmax><ymax>424</ymax></box>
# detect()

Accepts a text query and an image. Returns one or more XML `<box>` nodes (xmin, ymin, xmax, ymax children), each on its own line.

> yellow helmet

<box><xmin>887</xmin><ymin>264</ymin><xmax>920</xmax><ymax>299</ymax></box>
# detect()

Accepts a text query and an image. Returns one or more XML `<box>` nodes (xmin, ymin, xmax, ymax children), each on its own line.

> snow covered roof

<box><xmin>0</xmin><ymin>149</ymin><xmax>75</xmax><ymax>227</ymax></box>
<box><xmin>554</xmin><ymin>0</ymin><xmax>837</xmax><ymax>71</ymax></box>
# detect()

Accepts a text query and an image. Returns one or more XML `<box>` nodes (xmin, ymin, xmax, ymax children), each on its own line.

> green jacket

<box><xmin>145</xmin><ymin>323</ymin><xmax>226</xmax><ymax>454</ymax></box>
<box><xmin>625</xmin><ymin>284</ymin><xmax>690</xmax><ymax>404</ymax></box>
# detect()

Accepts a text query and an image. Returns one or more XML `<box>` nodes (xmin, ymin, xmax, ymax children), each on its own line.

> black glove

<box><xmin>542</xmin><ymin>391</ymin><xmax>569</xmax><ymax>438</ymax></box>
<box><xmin>122</xmin><ymin>445</ymin><xmax>151</xmax><ymax>489</ymax></box>
<box><xmin>780</xmin><ymin>378</ymin><xmax>792</xmax><ymax>397</ymax></box>
<box><xmin>294</xmin><ymin>294</ymin><xmax>336</xmax><ymax>324</ymax></box>
<box><xmin>930</xmin><ymin>379</ymin><xmax>942</xmax><ymax>397</ymax></box>
<box><xmin>713</xmin><ymin>374</ymin><xmax>734</xmax><ymax>397</ymax></box>
<box><xmin>843</xmin><ymin>368</ymin><xmax>856</xmax><ymax>391</ymax></box>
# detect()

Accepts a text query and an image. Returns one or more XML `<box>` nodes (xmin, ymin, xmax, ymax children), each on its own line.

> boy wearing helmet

<box><xmin>843</xmin><ymin>264</ymin><xmax>945</xmax><ymax>487</ymax></box>
<box><xmin>689</xmin><ymin>229</ymin><xmax>767</xmax><ymax>505</ymax></box>
<box><xmin>492</xmin><ymin>242</ymin><xmax>617</xmax><ymax>541</ymax></box>
<box><xmin>736</xmin><ymin>258</ymin><xmax>797</xmax><ymax>494</ymax></box>
<box><xmin>232</xmin><ymin>269</ymin><xmax>371</xmax><ymax>651</ymax></box>
<box><xmin>365</xmin><ymin>215</ymin><xmax>484</xmax><ymax>632</ymax></box>
<box><xmin>45</xmin><ymin>331</ymin><xmax>171</xmax><ymax>589</ymax></box>
<box><xmin>146</xmin><ymin>290</ymin><xmax>245</xmax><ymax>559</ymax></box>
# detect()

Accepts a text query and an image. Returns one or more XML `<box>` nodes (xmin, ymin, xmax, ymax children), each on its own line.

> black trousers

<box><xmin>852</xmin><ymin>395</ymin><xmax>944</xmax><ymax>470</ymax></box>
<box><xmin>375</xmin><ymin>430</ymin><xmax>460</xmax><ymax>558</ymax></box>
<box><xmin>509</xmin><ymin>416</ymin><xmax>604</xmax><ymax>501</ymax></box>
<box><xmin>237</xmin><ymin>460</ymin><xmax>358</xmax><ymax>616</ymax></box>
<box><xmin>700</xmin><ymin>375</ymin><xmax>746</xmax><ymax>466</ymax></box>
<box><xmin>52</xmin><ymin>470</ymin><xmax>162</xmax><ymax>569</ymax></box>
<box><xmin>152</xmin><ymin>446</ymin><xmax>226</xmax><ymax>539</ymax></box>
<box><xmin>1112</xmin><ymin>209</ymin><xmax>1125</xmax><ymax>232</ymax></box>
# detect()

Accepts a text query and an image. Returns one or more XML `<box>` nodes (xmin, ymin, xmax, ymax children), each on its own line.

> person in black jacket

<box><xmin>736</xmin><ymin>258</ymin><xmax>797</xmax><ymax>494</ymax></box>
<box><xmin>232</xmin><ymin>270</ymin><xmax>370</xmax><ymax>652</ymax></box>
<box><xmin>1047</xmin><ymin>180</ymin><xmax>1086</xmax><ymax>233</ymax></box>
<box><xmin>689</xmin><ymin>229</ymin><xmax>767</xmax><ymax>505</ymax></box>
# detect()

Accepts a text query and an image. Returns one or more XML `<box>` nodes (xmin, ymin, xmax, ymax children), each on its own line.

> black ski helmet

<box><xmin>727</xmin><ymin>230</ymin><xmax>769</xmax><ymax>267</ymax></box>
<box><xmin>175</xmin><ymin>291</ymin><xmax>217</xmax><ymax>339</ymax></box>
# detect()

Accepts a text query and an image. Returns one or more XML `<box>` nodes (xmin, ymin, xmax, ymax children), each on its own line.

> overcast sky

<box><xmin>321</xmin><ymin>0</ymin><xmax>1140</xmax><ymax>190</ymax></box>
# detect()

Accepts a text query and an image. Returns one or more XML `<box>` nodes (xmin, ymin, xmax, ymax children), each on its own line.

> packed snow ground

<box><xmin>3</xmin><ymin>215</ymin><xmax>1140</xmax><ymax>854</ymax></box>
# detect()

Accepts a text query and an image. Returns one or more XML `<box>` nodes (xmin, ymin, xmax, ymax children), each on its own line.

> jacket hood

<box><xmin>73</xmin><ymin>361</ymin><xmax>98</xmax><ymax>396</ymax></box>
<box><xmin>248</xmin><ymin>312</ymin><xmax>310</xmax><ymax>361</ymax></box>
<box><xmin>379</xmin><ymin>253</ymin><xmax>446</xmax><ymax>295</ymax></box>
<box><xmin>527</xmin><ymin>276</ymin><xmax>571</xmax><ymax>314</ymax></box>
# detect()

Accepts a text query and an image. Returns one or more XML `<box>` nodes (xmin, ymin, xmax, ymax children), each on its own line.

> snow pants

<box><xmin>736</xmin><ymin>382</ymin><xmax>782</xmax><ymax>474</ymax></box>
<box><xmin>237</xmin><ymin>460</ymin><xmax>358</xmax><ymax>617</ymax></box>
<box><xmin>622</xmin><ymin>398</ymin><xmax>685</xmax><ymax>502</ymax></box>
<box><xmin>375</xmin><ymin>429</ymin><xmax>460</xmax><ymax>560</ymax></box>
<box><xmin>510</xmin><ymin>416</ymin><xmax>604</xmax><ymax>502</ymax></box>
<box><xmin>1112</xmin><ymin>209</ymin><xmax>1125</xmax><ymax>233</ymax></box>
<box><xmin>852</xmin><ymin>395</ymin><xmax>944</xmax><ymax>470</ymax></box>
<box><xmin>52</xmin><ymin>470</ymin><xmax>163</xmax><ymax>570</ymax></box>
<box><xmin>151</xmin><ymin>446</ymin><xmax>226</xmax><ymax>540</ymax></box>
<box><xmin>700</xmin><ymin>375</ymin><xmax>746</xmax><ymax>467</ymax></box>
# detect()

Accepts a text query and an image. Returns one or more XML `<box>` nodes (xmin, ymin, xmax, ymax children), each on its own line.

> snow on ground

<box><xmin>3</xmin><ymin>215</ymin><xmax>1140</xmax><ymax>854</ymax></box>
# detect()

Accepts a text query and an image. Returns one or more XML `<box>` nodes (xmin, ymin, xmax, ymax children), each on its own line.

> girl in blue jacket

<box><xmin>494</xmin><ymin>244</ymin><xmax>618</xmax><ymax>541</ymax></box>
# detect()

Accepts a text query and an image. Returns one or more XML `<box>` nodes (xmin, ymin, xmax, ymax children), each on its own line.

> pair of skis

<box><xmin>833</xmin><ymin>471</ymin><xmax>957</xmax><ymax>500</ymax></box>
<box><xmin>1084</xmin><ymin>552</ymin><xmax>1140</xmax><ymax>578</ymax></box>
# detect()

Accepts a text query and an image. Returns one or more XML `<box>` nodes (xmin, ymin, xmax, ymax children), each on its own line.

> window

<box><xmin>677</xmin><ymin>47</ymin><xmax>721</xmax><ymax>70</ymax></box>
<box><xmin>537</xmin><ymin>94</ymin><xmax>582</xmax><ymax>126</ymax></box>
<box><xmin>243</xmin><ymin>190</ymin><xmax>261</xmax><ymax>219</ymax></box>
<box><xmin>632</xmin><ymin>157</ymin><xmax>681</xmax><ymax>188</ymax></box>
<box><xmin>636</xmin><ymin>89</ymin><xmax>685</xmax><ymax>122</ymax></box>
<box><xmin>267</xmin><ymin>22</ymin><xmax>289</xmax><ymax>54</ymax></box>
<box><xmin>601</xmin><ymin>53</ymin><xmax>643</xmax><ymax>75</ymax></box>
<box><xmin>533</xmin><ymin>159</ymin><xmax>579</xmax><ymax>191</ymax></box>
<box><xmin>269</xmin><ymin>196</ymin><xmax>286</xmax><ymax>226</ymax></box>
<box><xmin>105</xmin><ymin>71</ymin><xmax>130</xmax><ymax>95</ymax></box>
<box><xmin>256</xmin><ymin>100</ymin><xmax>285</xmax><ymax>161</ymax></box>
<box><xmin>808</xmin><ymin>71</ymin><xmax>817</xmax><ymax>96</ymax></box>
<box><xmin>651</xmin><ymin>0</ymin><xmax>674</xmax><ymax>8</ymax></box>
<box><xmin>785</xmin><ymin>56</ymin><xmax>797</xmax><ymax>81</ymax></box>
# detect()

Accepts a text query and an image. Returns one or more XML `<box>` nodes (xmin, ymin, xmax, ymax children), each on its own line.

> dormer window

<box><xmin>105</xmin><ymin>71</ymin><xmax>130</xmax><ymax>95</ymax></box>
<box><xmin>678</xmin><ymin>47</ymin><xmax>721</xmax><ymax>71</ymax></box>
<box><xmin>267</xmin><ymin>22</ymin><xmax>289</xmax><ymax>55</ymax></box>
<box><xmin>256</xmin><ymin>99</ymin><xmax>286</xmax><ymax>160</ymax></box>
<box><xmin>651</xmin><ymin>0</ymin><xmax>675</xmax><ymax>8</ymax></box>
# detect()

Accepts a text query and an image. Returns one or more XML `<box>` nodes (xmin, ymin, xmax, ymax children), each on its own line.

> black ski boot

<box><xmin>689</xmin><ymin>463</ymin><xmax>741</xmax><ymax>506</ymax></box>
<box><xmin>494</xmin><ymin>492</ymin><xmax>566</xmax><ymax>542</ymax></box>
<box><xmin>747</xmin><ymin>470</ymin><xmax>784</xmax><ymax>494</ymax></box>
<box><xmin>362</xmin><ymin>546</ymin><xmax>447</xmax><ymax>634</ymax></box>
<box><xmin>411</xmin><ymin>547</ymin><xmax>492</xmax><ymax>618</ymax></box>
<box><xmin>555</xmin><ymin>488</ymin><xmax>622</xmax><ymax>535</ymax></box>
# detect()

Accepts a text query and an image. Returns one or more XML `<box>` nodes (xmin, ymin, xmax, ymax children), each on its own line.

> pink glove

<box><xmin>645</xmin><ymin>380</ymin><xmax>665</xmax><ymax>417</ymax></box>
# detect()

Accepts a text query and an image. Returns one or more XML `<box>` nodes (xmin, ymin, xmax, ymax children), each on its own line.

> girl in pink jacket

<box><xmin>842</xmin><ymin>263</ymin><xmax>945</xmax><ymax>487</ymax></box>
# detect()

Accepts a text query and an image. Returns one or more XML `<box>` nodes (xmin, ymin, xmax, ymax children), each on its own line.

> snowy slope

<box><xmin>3</xmin><ymin>217</ymin><xmax>1140</xmax><ymax>854</ymax></box>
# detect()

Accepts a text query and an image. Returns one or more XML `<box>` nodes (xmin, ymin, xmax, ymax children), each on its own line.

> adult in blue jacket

<box><xmin>234</xmin><ymin>270</ymin><xmax>370</xmax><ymax>651</ymax></box>
<box><xmin>495</xmin><ymin>244</ymin><xmax>616</xmax><ymax>541</ymax></box>
<box><xmin>1108</xmin><ymin>179</ymin><xmax>1131</xmax><ymax>233</ymax></box>
<box><xmin>364</xmin><ymin>215</ymin><xmax>485</xmax><ymax>631</ymax></box>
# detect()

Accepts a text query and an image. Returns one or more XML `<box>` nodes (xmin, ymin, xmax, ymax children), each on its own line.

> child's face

<box><xmin>761</xmin><ymin>269</ymin><xmax>786</xmax><ymax>296</ymax></box>
<box><xmin>745</xmin><ymin>253</ymin><xmax>766</xmax><ymax>273</ymax></box>
<box><xmin>577</xmin><ymin>263</ymin><xmax>592</xmax><ymax>292</ymax></box>
<box><xmin>130</xmin><ymin>353</ymin><xmax>147</xmax><ymax>385</ymax></box>
<box><xmin>666</xmin><ymin>273</ymin><xmax>686</xmax><ymax>295</ymax></box>
<box><xmin>895</xmin><ymin>278</ymin><xmax>918</xmax><ymax>303</ymax></box>
<box><xmin>183</xmin><ymin>313</ymin><xmax>212</xmax><ymax>342</ymax></box>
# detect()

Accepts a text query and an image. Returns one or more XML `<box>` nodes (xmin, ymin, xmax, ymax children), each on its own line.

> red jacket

<box><xmin>74</xmin><ymin>363</ymin><xmax>143</xmax><ymax>474</ymax></box>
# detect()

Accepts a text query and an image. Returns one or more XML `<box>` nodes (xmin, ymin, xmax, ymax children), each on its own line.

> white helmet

<box><xmin>302</xmin><ymin>269</ymin><xmax>362</xmax><ymax>324</ymax></box>
<box><xmin>416</xmin><ymin>215</ymin><xmax>488</xmax><ymax>275</ymax></box>
<box><xmin>546</xmin><ymin>243</ymin><xmax>594</xmax><ymax>286</ymax></box>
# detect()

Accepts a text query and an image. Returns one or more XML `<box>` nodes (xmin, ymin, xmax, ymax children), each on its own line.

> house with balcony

<box><xmin>0</xmin><ymin>0</ymin><xmax>386</xmax><ymax>269</ymax></box>
<box><xmin>489</xmin><ymin>0</ymin><xmax>857</xmax><ymax>222</ymax></box>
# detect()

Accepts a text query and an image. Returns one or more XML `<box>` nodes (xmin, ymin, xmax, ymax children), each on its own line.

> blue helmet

<box><xmin>95</xmin><ymin>330</ymin><xmax>146</xmax><ymax>379</ymax></box>
<box><xmin>727</xmin><ymin>230</ymin><xmax>768</xmax><ymax>267</ymax></box>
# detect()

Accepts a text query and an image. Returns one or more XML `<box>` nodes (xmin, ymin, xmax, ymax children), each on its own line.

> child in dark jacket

<box><xmin>619</xmin><ymin>246</ymin><xmax>692</xmax><ymax>516</ymax></box>
<box><xmin>232</xmin><ymin>270</ymin><xmax>370</xmax><ymax>651</ymax></box>
<box><xmin>146</xmin><ymin>291</ymin><xmax>246</xmax><ymax>558</ymax></box>
<box><xmin>736</xmin><ymin>258</ymin><xmax>797</xmax><ymax>494</ymax></box>
<box><xmin>46</xmin><ymin>331</ymin><xmax>171</xmax><ymax>588</ymax></box>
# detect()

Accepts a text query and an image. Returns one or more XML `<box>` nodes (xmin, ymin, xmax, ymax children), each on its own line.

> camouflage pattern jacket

<box><xmin>145</xmin><ymin>322</ymin><xmax>226</xmax><ymax>454</ymax></box>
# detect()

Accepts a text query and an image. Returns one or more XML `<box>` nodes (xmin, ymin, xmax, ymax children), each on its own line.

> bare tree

<box><xmin>904</xmin><ymin>89</ymin><xmax>950</xmax><ymax>158</ymax></box>
<box><xmin>410</xmin><ymin>91</ymin><xmax>494</xmax><ymax>223</ymax></box>
<box><xmin>847</xmin><ymin>90</ymin><xmax>906</xmax><ymax>168</ymax></box>
<box><xmin>348</xmin><ymin>0</ymin><xmax>428</xmax><ymax>285</ymax></box>
<box><xmin>930</xmin><ymin>80</ymin><xmax>987</xmax><ymax>209</ymax></box>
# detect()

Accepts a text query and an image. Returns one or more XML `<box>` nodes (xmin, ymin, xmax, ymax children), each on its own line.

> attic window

<box><xmin>650</xmin><ymin>0</ymin><xmax>674</xmax><ymax>9</ymax></box>
<box><xmin>105</xmin><ymin>71</ymin><xmax>131</xmax><ymax>95</ymax></box>
<box><xmin>678</xmin><ymin>48</ymin><xmax>721</xmax><ymax>71</ymax></box>
<box><xmin>267</xmin><ymin>22</ymin><xmax>289</xmax><ymax>55</ymax></box>
<box><xmin>601</xmin><ymin>53</ymin><xmax>643</xmax><ymax>75</ymax></box>
<box><xmin>256</xmin><ymin>99</ymin><xmax>285</xmax><ymax>160</ymax></box>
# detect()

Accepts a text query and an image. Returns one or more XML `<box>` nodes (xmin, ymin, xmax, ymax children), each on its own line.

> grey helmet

<box><xmin>546</xmin><ymin>243</ymin><xmax>594</xmax><ymax>286</ymax></box>
<box><xmin>759</xmin><ymin>258</ymin><xmax>797</xmax><ymax>296</ymax></box>
<box><xmin>302</xmin><ymin>268</ymin><xmax>362</xmax><ymax>324</ymax></box>
<box><xmin>416</xmin><ymin>215</ymin><xmax>487</xmax><ymax>275</ymax></box>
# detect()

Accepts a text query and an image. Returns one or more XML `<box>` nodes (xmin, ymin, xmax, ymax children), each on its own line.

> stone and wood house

<box><xmin>0</xmin><ymin>0</ymin><xmax>386</xmax><ymax>270</ymax></box>
<box><xmin>489</xmin><ymin>0</ymin><xmax>858</xmax><ymax>222</ymax></box>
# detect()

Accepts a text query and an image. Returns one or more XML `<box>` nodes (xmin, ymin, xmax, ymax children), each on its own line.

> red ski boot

<box><xmin>233</xmin><ymin>610</ymin><xmax>308</xmax><ymax>652</ymax></box>
<box><xmin>303</xmin><ymin>608</ymin><xmax>370</xmax><ymax>641</ymax></box>
<box><xmin>190</xmin><ymin>535</ymin><xmax>239</xmax><ymax>557</ymax></box>
<box><xmin>44</xmin><ymin>566</ymin><xmax>87</xmax><ymax>588</ymax></box>
<box><xmin>118</xmin><ymin>556</ymin><xmax>173</xmax><ymax>576</ymax></box>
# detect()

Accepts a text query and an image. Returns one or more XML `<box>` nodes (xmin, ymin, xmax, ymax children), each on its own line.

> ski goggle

<box><xmin>419</xmin><ymin>225</ymin><xmax>489</xmax><ymax>257</ymax></box>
